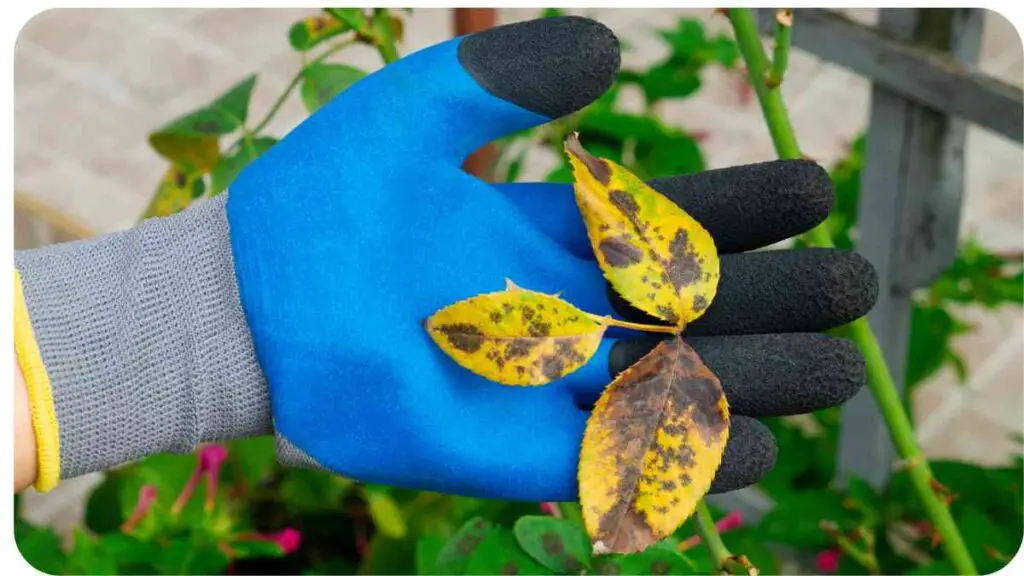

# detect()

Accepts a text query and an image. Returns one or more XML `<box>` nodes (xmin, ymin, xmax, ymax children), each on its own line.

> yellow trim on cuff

<box><xmin>13</xmin><ymin>269</ymin><xmax>60</xmax><ymax>492</ymax></box>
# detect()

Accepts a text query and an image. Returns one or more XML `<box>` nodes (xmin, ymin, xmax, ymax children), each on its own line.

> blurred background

<box><xmin>13</xmin><ymin>8</ymin><xmax>1023</xmax><ymax>575</ymax></box>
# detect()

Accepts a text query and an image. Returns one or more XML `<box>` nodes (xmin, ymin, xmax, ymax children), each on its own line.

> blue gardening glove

<box><xmin>228</xmin><ymin>15</ymin><xmax>877</xmax><ymax>501</ymax></box>
<box><xmin>14</xmin><ymin>16</ymin><xmax>876</xmax><ymax>499</ymax></box>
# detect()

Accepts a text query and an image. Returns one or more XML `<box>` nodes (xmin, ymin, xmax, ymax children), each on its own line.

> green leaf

<box><xmin>906</xmin><ymin>304</ymin><xmax>971</xmax><ymax>390</ymax></box>
<box><xmin>930</xmin><ymin>238</ymin><xmax>1024</xmax><ymax>307</ymax></box>
<box><xmin>659</xmin><ymin>19</ymin><xmax>707</xmax><ymax>56</ymax></box>
<box><xmin>67</xmin><ymin>529</ymin><xmax>118</xmax><ymax>575</ymax></box>
<box><xmin>466</xmin><ymin>530</ymin><xmax>552</xmax><ymax>575</ymax></box>
<box><xmin>149</xmin><ymin>75</ymin><xmax>257</xmax><ymax>170</ymax></box>
<box><xmin>541</xmin><ymin>8</ymin><xmax>566</xmax><ymax>18</ymax></box>
<box><xmin>326</xmin><ymin>8</ymin><xmax>368</xmax><ymax>34</ymax></box>
<box><xmin>360</xmin><ymin>535</ymin><xmax>416</xmax><ymax>575</ymax></box>
<box><xmin>436</xmin><ymin>517</ymin><xmax>494</xmax><ymax>573</ymax></box>
<box><xmin>16</xmin><ymin>522</ymin><xmax>66</xmax><ymax>575</ymax></box>
<box><xmin>513</xmin><ymin>515</ymin><xmax>591</xmax><ymax>573</ymax></box>
<box><xmin>301</xmin><ymin>63</ymin><xmax>366</xmax><ymax>114</ymax></box>
<box><xmin>756</xmin><ymin>490</ymin><xmax>860</xmax><ymax>547</ymax></box>
<box><xmin>155</xmin><ymin>539</ymin><xmax>229</xmax><ymax>575</ymax></box>
<box><xmin>226</xmin><ymin>435</ymin><xmax>277</xmax><ymax>486</ymax></box>
<box><xmin>593</xmin><ymin>547</ymin><xmax>696</xmax><ymax>575</ymax></box>
<box><xmin>280</xmin><ymin>468</ymin><xmax>352</xmax><ymax>513</ymax></box>
<box><xmin>633</xmin><ymin>132</ymin><xmax>705</xmax><ymax>178</ymax></box>
<box><xmin>101</xmin><ymin>533</ymin><xmax>161</xmax><ymax>570</ymax></box>
<box><xmin>844</xmin><ymin>476</ymin><xmax>883</xmax><ymax>522</ymax></box>
<box><xmin>720</xmin><ymin>528</ymin><xmax>779</xmax><ymax>576</ymax></box>
<box><xmin>366</xmin><ymin>487</ymin><xmax>408</xmax><ymax>539</ymax></box>
<box><xmin>210</xmin><ymin>136</ymin><xmax>278</xmax><ymax>195</ymax></box>
<box><xmin>907</xmin><ymin>560</ymin><xmax>958</xmax><ymax>575</ymax></box>
<box><xmin>85</xmin><ymin>472</ymin><xmax>126</xmax><ymax>532</ymax></box>
<box><xmin>231</xmin><ymin>539</ymin><xmax>287</xmax><ymax>559</ymax></box>
<box><xmin>710</xmin><ymin>36</ymin><xmax>739</xmax><ymax>68</ymax></box>
<box><xmin>289</xmin><ymin>15</ymin><xmax>350</xmax><ymax>51</ymax></box>
<box><xmin>636</xmin><ymin>63</ymin><xmax>703</xmax><ymax>104</ymax></box>
<box><xmin>956</xmin><ymin>507</ymin><xmax>1016</xmax><ymax>573</ymax></box>
<box><xmin>415</xmin><ymin>535</ymin><xmax>447</xmax><ymax>575</ymax></box>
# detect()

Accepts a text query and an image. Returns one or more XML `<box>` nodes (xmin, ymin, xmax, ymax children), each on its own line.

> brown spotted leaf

<box><xmin>565</xmin><ymin>133</ymin><xmax>720</xmax><ymax>328</ymax></box>
<box><xmin>579</xmin><ymin>336</ymin><xmax>729</xmax><ymax>555</ymax></box>
<box><xmin>426</xmin><ymin>287</ymin><xmax>606</xmax><ymax>386</ymax></box>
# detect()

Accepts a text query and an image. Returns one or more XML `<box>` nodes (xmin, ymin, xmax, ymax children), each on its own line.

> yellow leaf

<box><xmin>142</xmin><ymin>166</ymin><xmax>205</xmax><ymax>220</ymax></box>
<box><xmin>426</xmin><ymin>289</ymin><xmax>607</xmax><ymax>386</ymax></box>
<box><xmin>579</xmin><ymin>336</ymin><xmax>729</xmax><ymax>555</ymax></box>
<box><xmin>366</xmin><ymin>490</ymin><xmax>407</xmax><ymax>539</ymax></box>
<box><xmin>565</xmin><ymin>133</ymin><xmax>720</xmax><ymax>328</ymax></box>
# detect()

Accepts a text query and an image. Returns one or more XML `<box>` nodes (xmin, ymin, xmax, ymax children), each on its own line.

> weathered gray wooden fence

<box><xmin>708</xmin><ymin>7</ymin><xmax>1024</xmax><ymax>523</ymax></box>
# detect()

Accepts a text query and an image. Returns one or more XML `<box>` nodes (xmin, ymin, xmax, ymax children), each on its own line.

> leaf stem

<box><xmin>726</xmin><ymin>8</ymin><xmax>977</xmax><ymax>575</ymax></box>
<box><xmin>833</xmin><ymin>533</ymin><xmax>880</xmax><ymax>574</ymax></box>
<box><xmin>765</xmin><ymin>10</ymin><xmax>792</xmax><ymax>88</ymax></box>
<box><xmin>371</xmin><ymin>8</ymin><xmax>399</xmax><ymax>64</ymax></box>
<box><xmin>249</xmin><ymin>37</ymin><xmax>358</xmax><ymax>138</ymax></box>
<box><xmin>585</xmin><ymin>313</ymin><xmax>681</xmax><ymax>335</ymax></box>
<box><xmin>242</xmin><ymin>129</ymin><xmax>257</xmax><ymax>158</ymax></box>
<box><xmin>694</xmin><ymin>501</ymin><xmax>756</xmax><ymax>575</ymax></box>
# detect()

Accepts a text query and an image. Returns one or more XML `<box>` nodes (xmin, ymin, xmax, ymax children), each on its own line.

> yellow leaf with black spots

<box><xmin>579</xmin><ymin>336</ymin><xmax>729</xmax><ymax>555</ymax></box>
<box><xmin>426</xmin><ymin>288</ymin><xmax>606</xmax><ymax>386</ymax></box>
<box><xmin>142</xmin><ymin>165</ymin><xmax>206</xmax><ymax>220</ymax></box>
<box><xmin>289</xmin><ymin>15</ymin><xmax>348</xmax><ymax>51</ymax></box>
<box><xmin>565</xmin><ymin>133</ymin><xmax>719</xmax><ymax>328</ymax></box>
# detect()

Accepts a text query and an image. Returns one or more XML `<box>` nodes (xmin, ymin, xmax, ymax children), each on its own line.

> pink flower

<box><xmin>539</xmin><ymin>502</ymin><xmax>560</xmax><ymax>517</ymax></box>
<box><xmin>816</xmin><ymin>548</ymin><xmax>842</xmax><ymax>573</ymax></box>
<box><xmin>268</xmin><ymin>528</ymin><xmax>302</xmax><ymax>554</ymax></box>
<box><xmin>200</xmin><ymin>444</ymin><xmax>228</xmax><ymax>472</ymax></box>
<box><xmin>716</xmin><ymin>510</ymin><xmax>742</xmax><ymax>533</ymax></box>
<box><xmin>172</xmin><ymin>443</ymin><xmax>229</xmax><ymax>515</ymax></box>
<box><xmin>677</xmin><ymin>510</ymin><xmax>743</xmax><ymax>551</ymax></box>
<box><xmin>121</xmin><ymin>484</ymin><xmax>158</xmax><ymax>532</ymax></box>
<box><xmin>200</xmin><ymin>445</ymin><xmax>228</xmax><ymax>511</ymax></box>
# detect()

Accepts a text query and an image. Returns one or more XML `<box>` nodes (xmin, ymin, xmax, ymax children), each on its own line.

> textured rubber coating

<box><xmin>648</xmin><ymin>159</ymin><xmax>834</xmax><ymax>254</ymax></box>
<box><xmin>709</xmin><ymin>416</ymin><xmax>777</xmax><ymax>494</ymax></box>
<box><xmin>607</xmin><ymin>333</ymin><xmax>865</xmax><ymax>417</ymax></box>
<box><xmin>609</xmin><ymin>248</ymin><xmax>879</xmax><ymax>335</ymax></box>
<box><xmin>458</xmin><ymin>16</ymin><xmax>620</xmax><ymax>120</ymax></box>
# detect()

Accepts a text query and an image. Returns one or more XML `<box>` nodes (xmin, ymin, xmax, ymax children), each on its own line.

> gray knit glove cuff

<box><xmin>15</xmin><ymin>194</ymin><xmax>272</xmax><ymax>480</ymax></box>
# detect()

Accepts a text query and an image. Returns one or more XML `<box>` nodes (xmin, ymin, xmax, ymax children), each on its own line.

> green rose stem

<box><xmin>765</xmin><ymin>9</ymin><xmax>792</xmax><ymax>88</ymax></box>
<box><xmin>695</xmin><ymin>501</ymin><xmax>754</xmax><ymax>575</ymax></box>
<box><xmin>726</xmin><ymin>8</ymin><xmax>976</xmax><ymax>575</ymax></box>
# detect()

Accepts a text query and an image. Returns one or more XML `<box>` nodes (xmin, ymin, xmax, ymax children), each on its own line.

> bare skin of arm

<box><xmin>15</xmin><ymin>354</ymin><xmax>37</xmax><ymax>492</ymax></box>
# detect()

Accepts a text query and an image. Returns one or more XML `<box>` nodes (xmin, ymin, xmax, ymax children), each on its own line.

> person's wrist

<box><xmin>14</xmin><ymin>194</ymin><xmax>271</xmax><ymax>489</ymax></box>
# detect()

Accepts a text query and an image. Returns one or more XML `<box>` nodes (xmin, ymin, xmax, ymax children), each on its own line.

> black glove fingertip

<box><xmin>458</xmin><ymin>16</ymin><xmax>620</xmax><ymax>119</ymax></box>
<box><xmin>709</xmin><ymin>416</ymin><xmax>777</xmax><ymax>494</ymax></box>
<box><xmin>651</xmin><ymin>159</ymin><xmax>834</xmax><ymax>253</ymax></box>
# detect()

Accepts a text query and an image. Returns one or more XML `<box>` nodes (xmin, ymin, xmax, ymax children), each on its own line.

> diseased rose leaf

<box><xmin>436</xmin><ymin>517</ymin><xmax>494</xmax><ymax>573</ymax></box>
<box><xmin>513</xmin><ymin>515</ymin><xmax>592</xmax><ymax>573</ymax></box>
<box><xmin>210</xmin><ymin>137</ymin><xmax>278</xmax><ymax>195</ymax></box>
<box><xmin>300</xmin><ymin>63</ymin><xmax>366</xmax><ymax>114</ymax></box>
<box><xmin>580</xmin><ymin>337</ymin><xmax>729</xmax><ymax>555</ymax></box>
<box><xmin>426</xmin><ymin>288</ymin><xmax>606</xmax><ymax>386</ymax></box>
<box><xmin>288</xmin><ymin>15</ymin><xmax>349</xmax><ymax>51</ymax></box>
<box><xmin>142</xmin><ymin>165</ymin><xmax>206</xmax><ymax>220</ymax></box>
<box><xmin>565</xmin><ymin>133</ymin><xmax>719</xmax><ymax>328</ymax></box>
<box><xmin>466</xmin><ymin>530</ymin><xmax>552</xmax><ymax>576</ymax></box>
